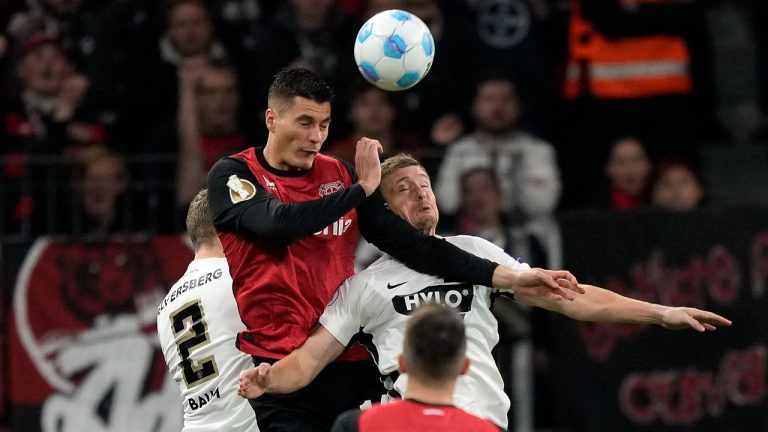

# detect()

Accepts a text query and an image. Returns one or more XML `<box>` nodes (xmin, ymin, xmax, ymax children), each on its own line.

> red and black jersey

<box><xmin>331</xmin><ymin>400</ymin><xmax>504</xmax><ymax>432</ymax></box>
<box><xmin>207</xmin><ymin>147</ymin><xmax>498</xmax><ymax>361</ymax></box>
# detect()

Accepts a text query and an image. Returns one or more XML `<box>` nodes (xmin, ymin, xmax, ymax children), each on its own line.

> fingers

<box><xmin>237</xmin><ymin>363</ymin><xmax>271</xmax><ymax>399</ymax></box>
<box><xmin>687</xmin><ymin>309</ymin><xmax>732</xmax><ymax>325</ymax></box>
<box><xmin>355</xmin><ymin>137</ymin><xmax>382</xmax><ymax>196</ymax></box>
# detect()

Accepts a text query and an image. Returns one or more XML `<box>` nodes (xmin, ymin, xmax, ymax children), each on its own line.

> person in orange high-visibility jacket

<box><xmin>564</xmin><ymin>0</ymin><xmax>693</xmax><ymax>100</ymax></box>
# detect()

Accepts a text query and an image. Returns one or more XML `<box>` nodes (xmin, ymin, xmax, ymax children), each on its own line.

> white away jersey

<box><xmin>320</xmin><ymin>235</ymin><xmax>528</xmax><ymax>428</ymax></box>
<box><xmin>157</xmin><ymin>257</ymin><xmax>259</xmax><ymax>432</ymax></box>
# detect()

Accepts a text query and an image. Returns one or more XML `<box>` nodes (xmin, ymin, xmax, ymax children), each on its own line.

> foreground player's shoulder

<box><xmin>445</xmin><ymin>235</ymin><xmax>524</xmax><ymax>271</ymax></box>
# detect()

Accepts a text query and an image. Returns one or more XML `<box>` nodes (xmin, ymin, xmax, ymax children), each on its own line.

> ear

<box><xmin>265</xmin><ymin>108</ymin><xmax>277</xmax><ymax>132</ymax></box>
<box><xmin>459</xmin><ymin>357</ymin><xmax>470</xmax><ymax>376</ymax></box>
<box><xmin>397</xmin><ymin>354</ymin><xmax>408</xmax><ymax>373</ymax></box>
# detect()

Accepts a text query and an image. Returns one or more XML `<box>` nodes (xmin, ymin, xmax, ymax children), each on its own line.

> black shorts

<box><xmin>249</xmin><ymin>355</ymin><xmax>384</xmax><ymax>432</ymax></box>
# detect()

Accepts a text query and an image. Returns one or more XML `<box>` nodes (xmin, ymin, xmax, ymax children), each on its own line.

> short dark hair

<box><xmin>267</xmin><ymin>68</ymin><xmax>334</xmax><ymax>111</ymax></box>
<box><xmin>403</xmin><ymin>304</ymin><xmax>466</xmax><ymax>384</ymax></box>
<box><xmin>381</xmin><ymin>153</ymin><xmax>425</xmax><ymax>182</ymax></box>
<box><xmin>186</xmin><ymin>189</ymin><xmax>216</xmax><ymax>251</ymax></box>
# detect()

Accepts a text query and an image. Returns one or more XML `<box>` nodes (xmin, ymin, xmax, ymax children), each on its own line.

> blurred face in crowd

<box><xmin>652</xmin><ymin>164</ymin><xmax>703</xmax><ymax>212</ymax></box>
<box><xmin>290</xmin><ymin>0</ymin><xmax>335</xmax><ymax>31</ymax></box>
<box><xmin>43</xmin><ymin>0</ymin><xmax>82</xmax><ymax>15</ymax></box>
<box><xmin>265</xmin><ymin>97</ymin><xmax>331</xmax><ymax>170</ymax></box>
<box><xmin>471</xmin><ymin>79</ymin><xmax>521</xmax><ymax>136</ymax></box>
<box><xmin>460</xmin><ymin>168</ymin><xmax>502</xmax><ymax>228</ymax></box>
<box><xmin>606</xmin><ymin>137</ymin><xmax>651</xmax><ymax>196</ymax></box>
<box><xmin>168</xmin><ymin>1</ymin><xmax>213</xmax><ymax>57</ymax></box>
<box><xmin>80</xmin><ymin>156</ymin><xmax>128</xmax><ymax>221</ymax></box>
<box><xmin>197</xmin><ymin>67</ymin><xmax>240</xmax><ymax>134</ymax></box>
<box><xmin>381</xmin><ymin>165</ymin><xmax>439</xmax><ymax>235</ymax></box>
<box><xmin>365</xmin><ymin>0</ymin><xmax>405</xmax><ymax>17</ymax></box>
<box><xmin>349</xmin><ymin>87</ymin><xmax>395</xmax><ymax>138</ymax></box>
<box><xmin>17</xmin><ymin>43</ymin><xmax>74</xmax><ymax>97</ymax></box>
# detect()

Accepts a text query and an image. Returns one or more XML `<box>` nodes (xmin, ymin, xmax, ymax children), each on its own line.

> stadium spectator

<box><xmin>649</xmin><ymin>157</ymin><xmax>705</xmax><ymax>212</ymax></box>
<box><xmin>243</xmin><ymin>0</ymin><xmax>359</xmax><ymax>120</ymax></box>
<box><xmin>175</xmin><ymin>58</ymin><xmax>247</xmax><ymax>207</ymax></box>
<box><xmin>154</xmin><ymin>0</ymin><xmax>228</xmax><ymax>122</ymax></box>
<box><xmin>1</xmin><ymin>31</ymin><xmax>103</xmax><ymax>235</ymax></box>
<box><xmin>325</xmin><ymin>81</ymin><xmax>424</xmax><ymax>164</ymax></box>
<box><xmin>600</xmin><ymin>136</ymin><xmax>652</xmax><ymax>211</ymax></box>
<box><xmin>66</xmin><ymin>147</ymin><xmax>131</xmax><ymax>236</ymax></box>
<box><xmin>435</xmin><ymin>74</ymin><xmax>562</xmax><ymax>266</ymax></box>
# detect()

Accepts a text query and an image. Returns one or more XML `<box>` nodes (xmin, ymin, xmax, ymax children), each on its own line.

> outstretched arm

<box><xmin>516</xmin><ymin>284</ymin><xmax>732</xmax><ymax>331</ymax></box>
<box><xmin>238</xmin><ymin>325</ymin><xmax>345</xmax><ymax>398</ymax></box>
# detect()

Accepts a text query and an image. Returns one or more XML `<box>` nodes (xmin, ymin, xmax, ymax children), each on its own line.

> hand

<box><xmin>238</xmin><ymin>362</ymin><xmax>272</xmax><ymax>399</ymax></box>
<box><xmin>659</xmin><ymin>307</ymin><xmax>732</xmax><ymax>332</ymax></box>
<box><xmin>355</xmin><ymin>137</ymin><xmax>383</xmax><ymax>196</ymax></box>
<box><xmin>54</xmin><ymin>74</ymin><xmax>89</xmax><ymax>121</ymax></box>
<box><xmin>178</xmin><ymin>56</ymin><xmax>208</xmax><ymax>89</ymax></box>
<box><xmin>497</xmin><ymin>267</ymin><xmax>584</xmax><ymax>301</ymax></box>
<box><xmin>430</xmin><ymin>113</ymin><xmax>464</xmax><ymax>145</ymax></box>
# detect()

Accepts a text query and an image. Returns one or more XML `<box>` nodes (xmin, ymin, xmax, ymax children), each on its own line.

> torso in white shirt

<box><xmin>156</xmin><ymin>257</ymin><xmax>259</xmax><ymax>432</ymax></box>
<box><xmin>320</xmin><ymin>235</ymin><xmax>528</xmax><ymax>428</ymax></box>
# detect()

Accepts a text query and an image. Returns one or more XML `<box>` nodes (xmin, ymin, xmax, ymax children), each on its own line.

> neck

<box><xmin>404</xmin><ymin>378</ymin><xmax>456</xmax><ymax>405</ymax></box>
<box><xmin>262</xmin><ymin>140</ymin><xmax>291</xmax><ymax>171</ymax></box>
<box><xmin>194</xmin><ymin>242</ymin><xmax>224</xmax><ymax>260</ymax></box>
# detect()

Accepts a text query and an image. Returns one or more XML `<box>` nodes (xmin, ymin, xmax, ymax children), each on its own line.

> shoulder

<box><xmin>511</xmin><ymin>133</ymin><xmax>556</xmax><ymax>152</ymax></box>
<box><xmin>314</xmin><ymin>153</ymin><xmax>356</xmax><ymax>181</ymax></box>
<box><xmin>209</xmin><ymin>152</ymin><xmax>253</xmax><ymax>176</ymax></box>
<box><xmin>453</xmin><ymin>409</ymin><xmax>502</xmax><ymax>431</ymax></box>
<box><xmin>445</xmin><ymin>235</ymin><xmax>514</xmax><ymax>266</ymax></box>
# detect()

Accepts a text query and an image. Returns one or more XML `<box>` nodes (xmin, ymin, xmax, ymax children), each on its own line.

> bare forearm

<box><xmin>521</xmin><ymin>284</ymin><xmax>667</xmax><ymax>325</ymax></box>
<box><xmin>264</xmin><ymin>355</ymin><xmax>318</xmax><ymax>394</ymax></box>
<box><xmin>176</xmin><ymin>82</ymin><xmax>204</xmax><ymax>206</ymax></box>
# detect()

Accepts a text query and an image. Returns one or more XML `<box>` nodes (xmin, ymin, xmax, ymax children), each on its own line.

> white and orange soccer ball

<box><xmin>354</xmin><ymin>9</ymin><xmax>435</xmax><ymax>91</ymax></box>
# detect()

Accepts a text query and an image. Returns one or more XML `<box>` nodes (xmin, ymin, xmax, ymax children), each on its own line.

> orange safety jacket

<box><xmin>564</xmin><ymin>0</ymin><xmax>693</xmax><ymax>99</ymax></box>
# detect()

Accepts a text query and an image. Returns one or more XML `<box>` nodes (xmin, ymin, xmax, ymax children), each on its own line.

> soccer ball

<box><xmin>354</xmin><ymin>9</ymin><xmax>435</xmax><ymax>91</ymax></box>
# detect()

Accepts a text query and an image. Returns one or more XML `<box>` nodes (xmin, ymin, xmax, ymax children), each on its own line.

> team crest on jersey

<box><xmin>227</xmin><ymin>175</ymin><xmax>256</xmax><ymax>204</ymax></box>
<box><xmin>319</xmin><ymin>180</ymin><xmax>344</xmax><ymax>197</ymax></box>
<box><xmin>392</xmin><ymin>283</ymin><xmax>474</xmax><ymax>315</ymax></box>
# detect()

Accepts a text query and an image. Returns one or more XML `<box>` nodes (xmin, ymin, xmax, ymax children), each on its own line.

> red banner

<box><xmin>3</xmin><ymin>236</ymin><xmax>193</xmax><ymax>431</ymax></box>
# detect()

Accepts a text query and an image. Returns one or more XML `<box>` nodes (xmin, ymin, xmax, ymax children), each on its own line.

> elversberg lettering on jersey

<box><xmin>320</xmin><ymin>235</ymin><xmax>529</xmax><ymax>428</ymax></box>
<box><xmin>157</xmin><ymin>257</ymin><xmax>259</xmax><ymax>432</ymax></box>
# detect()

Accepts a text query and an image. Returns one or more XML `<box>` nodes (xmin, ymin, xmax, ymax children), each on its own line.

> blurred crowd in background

<box><xmin>1</xmin><ymin>0</ymin><xmax>767</xmax><ymax>249</ymax></box>
<box><xmin>2</xmin><ymin>1</ymin><xmax>767</xmax><ymax>430</ymax></box>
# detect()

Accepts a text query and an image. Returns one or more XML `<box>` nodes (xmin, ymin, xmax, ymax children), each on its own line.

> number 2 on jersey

<box><xmin>170</xmin><ymin>299</ymin><xmax>220</xmax><ymax>388</ymax></box>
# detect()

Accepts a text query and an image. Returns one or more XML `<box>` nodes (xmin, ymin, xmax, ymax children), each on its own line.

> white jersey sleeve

<box><xmin>319</xmin><ymin>276</ymin><xmax>366</xmax><ymax>346</ymax></box>
<box><xmin>156</xmin><ymin>257</ymin><xmax>259</xmax><ymax>432</ymax></box>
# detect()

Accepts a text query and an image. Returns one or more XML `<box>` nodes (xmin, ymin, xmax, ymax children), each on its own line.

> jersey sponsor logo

<box><xmin>391</xmin><ymin>283</ymin><xmax>474</xmax><ymax>315</ymax></box>
<box><xmin>387</xmin><ymin>281</ymin><xmax>408</xmax><ymax>289</ymax></box>
<box><xmin>319</xmin><ymin>180</ymin><xmax>344</xmax><ymax>197</ymax></box>
<box><xmin>227</xmin><ymin>175</ymin><xmax>257</xmax><ymax>203</ymax></box>
<box><xmin>314</xmin><ymin>216</ymin><xmax>353</xmax><ymax>236</ymax></box>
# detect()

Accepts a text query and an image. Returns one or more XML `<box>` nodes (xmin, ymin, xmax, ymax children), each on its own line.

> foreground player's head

<box><xmin>186</xmin><ymin>188</ymin><xmax>220</xmax><ymax>253</ymax></box>
<box><xmin>265</xmin><ymin>68</ymin><xmax>334</xmax><ymax>171</ymax></box>
<box><xmin>399</xmin><ymin>304</ymin><xmax>469</xmax><ymax>386</ymax></box>
<box><xmin>381</xmin><ymin>153</ymin><xmax>439</xmax><ymax>236</ymax></box>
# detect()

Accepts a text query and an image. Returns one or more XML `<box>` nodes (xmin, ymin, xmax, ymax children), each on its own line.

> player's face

<box><xmin>382</xmin><ymin>165</ymin><xmax>439</xmax><ymax>235</ymax></box>
<box><xmin>266</xmin><ymin>96</ymin><xmax>332</xmax><ymax>170</ymax></box>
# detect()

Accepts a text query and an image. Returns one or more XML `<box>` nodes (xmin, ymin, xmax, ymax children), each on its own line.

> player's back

<box><xmin>156</xmin><ymin>257</ymin><xmax>259</xmax><ymax>432</ymax></box>
<box><xmin>334</xmin><ymin>400</ymin><xmax>501</xmax><ymax>432</ymax></box>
